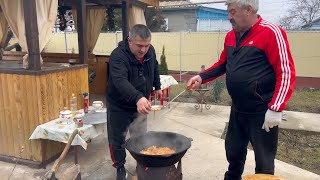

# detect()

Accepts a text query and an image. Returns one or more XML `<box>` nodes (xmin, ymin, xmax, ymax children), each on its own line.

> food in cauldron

<box><xmin>140</xmin><ymin>146</ymin><xmax>176</xmax><ymax>155</ymax></box>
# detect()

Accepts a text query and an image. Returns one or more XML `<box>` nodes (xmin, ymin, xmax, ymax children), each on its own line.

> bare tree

<box><xmin>279</xmin><ymin>16</ymin><xmax>297</xmax><ymax>30</ymax></box>
<box><xmin>279</xmin><ymin>18</ymin><xmax>295</xmax><ymax>30</ymax></box>
<box><xmin>145</xmin><ymin>7</ymin><xmax>167</xmax><ymax>32</ymax></box>
<box><xmin>279</xmin><ymin>0</ymin><xmax>320</xmax><ymax>29</ymax></box>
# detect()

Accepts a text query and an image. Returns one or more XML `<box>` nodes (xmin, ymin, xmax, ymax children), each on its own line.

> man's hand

<box><xmin>262</xmin><ymin>109</ymin><xmax>282</xmax><ymax>132</ymax></box>
<box><xmin>186</xmin><ymin>75</ymin><xmax>202</xmax><ymax>90</ymax></box>
<box><xmin>155</xmin><ymin>90</ymin><xmax>163</xmax><ymax>100</ymax></box>
<box><xmin>137</xmin><ymin>97</ymin><xmax>151</xmax><ymax>114</ymax></box>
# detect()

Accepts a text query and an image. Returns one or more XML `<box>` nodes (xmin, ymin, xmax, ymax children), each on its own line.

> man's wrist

<box><xmin>268</xmin><ymin>108</ymin><xmax>282</xmax><ymax>112</ymax></box>
<box><xmin>135</xmin><ymin>94</ymin><xmax>144</xmax><ymax>104</ymax></box>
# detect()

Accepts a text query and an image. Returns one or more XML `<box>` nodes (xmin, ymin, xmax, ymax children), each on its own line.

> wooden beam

<box><xmin>59</xmin><ymin>0</ymin><xmax>122</xmax><ymax>6</ymax></box>
<box><xmin>108</xmin><ymin>4</ymin><xmax>122</xmax><ymax>9</ymax></box>
<box><xmin>23</xmin><ymin>0</ymin><xmax>41</xmax><ymax>70</ymax></box>
<box><xmin>159</xmin><ymin>0</ymin><xmax>226</xmax><ymax>7</ymax></box>
<box><xmin>59</xmin><ymin>0</ymin><xmax>154</xmax><ymax>7</ymax></box>
<box><xmin>87</xmin><ymin>0</ymin><xmax>120</xmax><ymax>5</ymax></box>
<box><xmin>96</xmin><ymin>0</ymin><xmax>152</xmax><ymax>7</ymax></box>
<box><xmin>122</xmin><ymin>0</ymin><xmax>129</xmax><ymax>39</ymax></box>
<box><xmin>76</xmin><ymin>0</ymin><xmax>88</xmax><ymax>64</ymax></box>
<box><xmin>129</xmin><ymin>0</ymin><xmax>148</xmax><ymax>8</ymax></box>
<box><xmin>137</xmin><ymin>0</ymin><xmax>158</xmax><ymax>7</ymax></box>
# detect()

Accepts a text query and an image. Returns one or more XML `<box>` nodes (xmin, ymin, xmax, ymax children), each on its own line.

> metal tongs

<box><xmin>151</xmin><ymin>89</ymin><xmax>186</xmax><ymax>121</ymax></box>
<box><xmin>151</xmin><ymin>89</ymin><xmax>186</xmax><ymax>111</ymax></box>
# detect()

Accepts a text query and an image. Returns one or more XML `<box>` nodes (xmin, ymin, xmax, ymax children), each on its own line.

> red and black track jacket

<box><xmin>200</xmin><ymin>16</ymin><xmax>296</xmax><ymax>113</ymax></box>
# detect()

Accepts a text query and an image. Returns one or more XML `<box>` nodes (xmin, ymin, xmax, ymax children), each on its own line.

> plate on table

<box><xmin>150</xmin><ymin>105</ymin><xmax>164</xmax><ymax>111</ymax></box>
<box><xmin>94</xmin><ymin>108</ymin><xmax>106</xmax><ymax>113</ymax></box>
<box><xmin>83</xmin><ymin>111</ymin><xmax>107</xmax><ymax>125</ymax></box>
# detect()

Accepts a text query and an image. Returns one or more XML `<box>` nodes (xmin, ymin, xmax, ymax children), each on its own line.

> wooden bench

<box><xmin>0</xmin><ymin>50</ymin><xmax>25</xmax><ymax>61</ymax></box>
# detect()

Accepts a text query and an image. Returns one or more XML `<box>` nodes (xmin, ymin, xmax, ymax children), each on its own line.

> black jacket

<box><xmin>107</xmin><ymin>39</ymin><xmax>161</xmax><ymax>112</ymax></box>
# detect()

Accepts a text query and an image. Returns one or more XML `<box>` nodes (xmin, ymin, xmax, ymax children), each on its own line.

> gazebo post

<box><xmin>122</xmin><ymin>0</ymin><xmax>129</xmax><ymax>40</ymax></box>
<box><xmin>23</xmin><ymin>0</ymin><xmax>41</xmax><ymax>70</ymax></box>
<box><xmin>76</xmin><ymin>0</ymin><xmax>88</xmax><ymax>64</ymax></box>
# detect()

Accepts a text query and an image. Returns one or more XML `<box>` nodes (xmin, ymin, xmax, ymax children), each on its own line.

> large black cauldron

<box><xmin>125</xmin><ymin>131</ymin><xmax>192</xmax><ymax>167</ymax></box>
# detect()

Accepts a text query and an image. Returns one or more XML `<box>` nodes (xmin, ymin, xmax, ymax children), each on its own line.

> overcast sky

<box><xmin>191</xmin><ymin>0</ymin><xmax>291</xmax><ymax>24</ymax></box>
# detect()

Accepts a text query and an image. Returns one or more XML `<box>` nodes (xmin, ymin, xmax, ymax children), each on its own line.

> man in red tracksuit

<box><xmin>187</xmin><ymin>0</ymin><xmax>296</xmax><ymax>179</ymax></box>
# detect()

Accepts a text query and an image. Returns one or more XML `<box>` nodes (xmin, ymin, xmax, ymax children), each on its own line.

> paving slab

<box><xmin>0</xmin><ymin>102</ymin><xmax>319</xmax><ymax>180</ymax></box>
<box><xmin>281</xmin><ymin>110</ymin><xmax>320</xmax><ymax>132</ymax></box>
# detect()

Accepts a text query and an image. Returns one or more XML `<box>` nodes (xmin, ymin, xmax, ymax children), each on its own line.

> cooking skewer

<box><xmin>165</xmin><ymin>89</ymin><xmax>186</xmax><ymax>108</ymax></box>
<box><xmin>151</xmin><ymin>89</ymin><xmax>186</xmax><ymax>111</ymax></box>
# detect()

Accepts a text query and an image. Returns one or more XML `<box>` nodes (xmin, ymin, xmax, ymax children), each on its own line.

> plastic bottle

<box><xmin>70</xmin><ymin>93</ymin><xmax>77</xmax><ymax>116</ymax></box>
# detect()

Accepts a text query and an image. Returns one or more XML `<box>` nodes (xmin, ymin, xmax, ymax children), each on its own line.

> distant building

<box><xmin>160</xmin><ymin>1</ymin><xmax>231</xmax><ymax>32</ymax></box>
<box><xmin>301</xmin><ymin>17</ymin><xmax>320</xmax><ymax>30</ymax></box>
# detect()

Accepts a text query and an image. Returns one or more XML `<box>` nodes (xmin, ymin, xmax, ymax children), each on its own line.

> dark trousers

<box><xmin>107</xmin><ymin>109</ymin><xmax>147</xmax><ymax>168</ymax></box>
<box><xmin>224</xmin><ymin>107</ymin><xmax>278</xmax><ymax>180</ymax></box>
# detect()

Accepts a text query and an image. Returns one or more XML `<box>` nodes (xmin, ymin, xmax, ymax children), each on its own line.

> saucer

<box><xmin>94</xmin><ymin>108</ymin><xmax>106</xmax><ymax>113</ymax></box>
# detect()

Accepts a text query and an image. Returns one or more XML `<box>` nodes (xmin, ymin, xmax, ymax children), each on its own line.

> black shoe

<box><xmin>116</xmin><ymin>166</ymin><xmax>127</xmax><ymax>180</ymax></box>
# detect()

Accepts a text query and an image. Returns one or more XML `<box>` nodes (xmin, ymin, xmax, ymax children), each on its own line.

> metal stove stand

<box><xmin>134</xmin><ymin>160</ymin><xmax>182</xmax><ymax>180</ymax></box>
<box><xmin>194</xmin><ymin>89</ymin><xmax>211</xmax><ymax>112</ymax></box>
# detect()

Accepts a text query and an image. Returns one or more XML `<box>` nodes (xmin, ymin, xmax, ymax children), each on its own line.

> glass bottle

<box><xmin>70</xmin><ymin>93</ymin><xmax>77</xmax><ymax>116</ymax></box>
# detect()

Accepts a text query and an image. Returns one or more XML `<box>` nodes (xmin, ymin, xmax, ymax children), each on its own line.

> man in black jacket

<box><xmin>107</xmin><ymin>24</ymin><xmax>162</xmax><ymax>180</ymax></box>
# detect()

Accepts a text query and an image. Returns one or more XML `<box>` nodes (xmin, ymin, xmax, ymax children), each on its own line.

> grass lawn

<box><xmin>286</xmin><ymin>88</ymin><xmax>320</xmax><ymax>113</ymax></box>
<box><xmin>169</xmin><ymin>82</ymin><xmax>320</xmax><ymax>114</ymax></box>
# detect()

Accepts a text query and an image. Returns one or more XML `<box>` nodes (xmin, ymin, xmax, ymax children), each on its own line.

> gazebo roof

<box><xmin>1</xmin><ymin>0</ymin><xmax>181</xmax><ymax>70</ymax></box>
<box><xmin>58</xmin><ymin>0</ymin><xmax>181</xmax><ymax>8</ymax></box>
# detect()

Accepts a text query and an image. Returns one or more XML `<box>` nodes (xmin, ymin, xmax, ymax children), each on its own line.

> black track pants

<box><xmin>107</xmin><ymin>109</ymin><xmax>147</xmax><ymax>168</ymax></box>
<box><xmin>224</xmin><ymin>107</ymin><xmax>278</xmax><ymax>180</ymax></box>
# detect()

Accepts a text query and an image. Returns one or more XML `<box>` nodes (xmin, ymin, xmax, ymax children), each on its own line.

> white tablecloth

<box><xmin>160</xmin><ymin>75</ymin><xmax>178</xmax><ymax>90</ymax></box>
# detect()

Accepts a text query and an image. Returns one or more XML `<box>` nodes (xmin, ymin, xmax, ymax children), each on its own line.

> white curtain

<box><xmin>0</xmin><ymin>0</ymin><xmax>57</xmax><ymax>69</ymax></box>
<box><xmin>37</xmin><ymin>0</ymin><xmax>58</xmax><ymax>52</ymax></box>
<box><xmin>0</xmin><ymin>6</ymin><xmax>8</xmax><ymax>48</ymax></box>
<box><xmin>0</xmin><ymin>0</ymin><xmax>27</xmax><ymax>56</ymax></box>
<box><xmin>128</xmin><ymin>6</ymin><xmax>146</xmax><ymax>29</ymax></box>
<box><xmin>86</xmin><ymin>9</ymin><xmax>106</xmax><ymax>53</ymax></box>
<box><xmin>73</xmin><ymin>8</ymin><xmax>106</xmax><ymax>53</ymax></box>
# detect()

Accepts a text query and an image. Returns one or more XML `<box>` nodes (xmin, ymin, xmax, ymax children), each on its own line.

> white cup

<box><xmin>59</xmin><ymin>109</ymin><xmax>72</xmax><ymax>124</ymax></box>
<box><xmin>92</xmin><ymin>101</ymin><xmax>104</xmax><ymax>110</ymax></box>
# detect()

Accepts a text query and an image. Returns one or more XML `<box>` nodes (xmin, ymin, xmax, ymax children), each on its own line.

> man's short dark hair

<box><xmin>129</xmin><ymin>24</ymin><xmax>151</xmax><ymax>40</ymax></box>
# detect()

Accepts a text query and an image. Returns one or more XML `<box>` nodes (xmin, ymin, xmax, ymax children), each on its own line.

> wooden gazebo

<box><xmin>0</xmin><ymin>0</ymin><xmax>163</xmax><ymax>168</ymax></box>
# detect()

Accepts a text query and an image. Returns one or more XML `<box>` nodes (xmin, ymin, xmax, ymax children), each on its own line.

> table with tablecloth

<box><xmin>29</xmin><ymin>109</ymin><xmax>106</xmax><ymax>166</ymax></box>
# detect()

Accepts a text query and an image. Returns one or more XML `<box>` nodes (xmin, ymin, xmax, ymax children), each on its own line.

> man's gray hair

<box><xmin>129</xmin><ymin>24</ymin><xmax>151</xmax><ymax>40</ymax></box>
<box><xmin>225</xmin><ymin>0</ymin><xmax>259</xmax><ymax>13</ymax></box>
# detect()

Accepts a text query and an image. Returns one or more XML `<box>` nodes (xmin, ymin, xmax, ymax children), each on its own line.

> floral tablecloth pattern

<box><xmin>29</xmin><ymin>118</ymin><xmax>103</xmax><ymax>149</ymax></box>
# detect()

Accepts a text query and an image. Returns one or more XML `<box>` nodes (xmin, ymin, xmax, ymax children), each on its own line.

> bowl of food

<box><xmin>150</xmin><ymin>105</ymin><xmax>164</xmax><ymax>111</ymax></box>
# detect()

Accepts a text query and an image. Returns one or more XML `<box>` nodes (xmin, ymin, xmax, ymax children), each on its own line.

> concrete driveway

<box><xmin>0</xmin><ymin>102</ymin><xmax>319</xmax><ymax>180</ymax></box>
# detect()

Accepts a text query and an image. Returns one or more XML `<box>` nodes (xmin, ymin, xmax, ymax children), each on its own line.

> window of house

<box><xmin>164</xmin><ymin>18</ymin><xmax>169</xmax><ymax>31</ymax></box>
